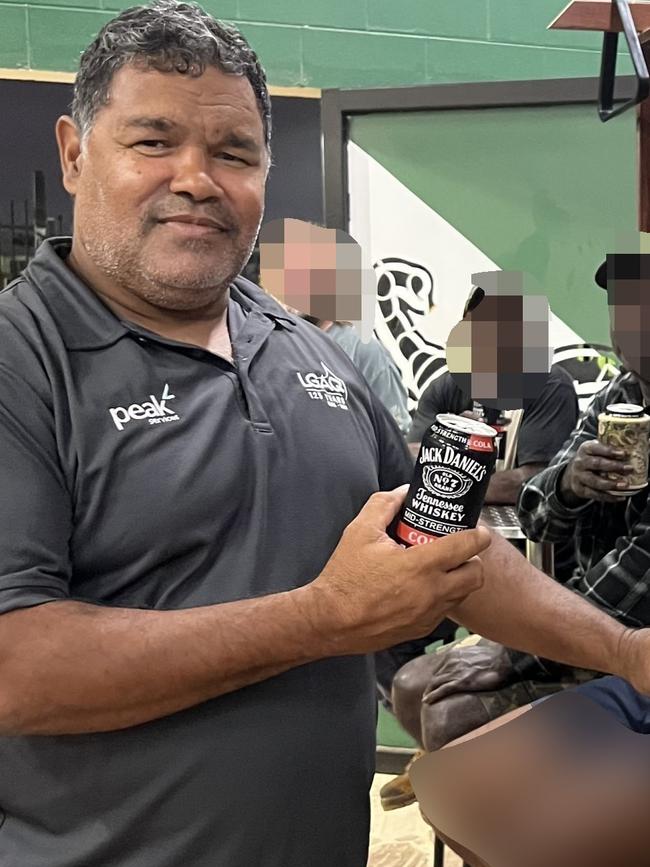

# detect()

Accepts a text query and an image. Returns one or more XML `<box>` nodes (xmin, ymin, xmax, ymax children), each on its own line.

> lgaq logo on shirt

<box><xmin>297</xmin><ymin>362</ymin><xmax>349</xmax><ymax>410</ymax></box>
<box><xmin>108</xmin><ymin>383</ymin><xmax>180</xmax><ymax>431</ymax></box>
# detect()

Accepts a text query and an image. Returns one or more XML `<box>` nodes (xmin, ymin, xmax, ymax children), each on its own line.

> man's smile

<box><xmin>156</xmin><ymin>219</ymin><xmax>226</xmax><ymax>238</ymax></box>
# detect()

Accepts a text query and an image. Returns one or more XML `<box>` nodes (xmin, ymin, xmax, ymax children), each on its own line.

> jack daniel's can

<box><xmin>395</xmin><ymin>414</ymin><xmax>498</xmax><ymax>546</ymax></box>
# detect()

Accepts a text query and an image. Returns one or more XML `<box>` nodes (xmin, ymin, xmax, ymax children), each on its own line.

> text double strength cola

<box><xmin>394</xmin><ymin>414</ymin><xmax>498</xmax><ymax>546</ymax></box>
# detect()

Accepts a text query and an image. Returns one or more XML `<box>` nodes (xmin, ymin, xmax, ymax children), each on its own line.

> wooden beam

<box><xmin>0</xmin><ymin>68</ymin><xmax>74</xmax><ymax>84</ymax></box>
<box><xmin>0</xmin><ymin>68</ymin><xmax>321</xmax><ymax>99</ymax></box>
<box><xmin>550</xmin><ymin>0</ymin><xmax>650</xmax><ymax>33</ymax></box>
<box><xmin>268</xmin><ymin>85</ymin><xmax>321</xmax><ymax>100</ymax></box>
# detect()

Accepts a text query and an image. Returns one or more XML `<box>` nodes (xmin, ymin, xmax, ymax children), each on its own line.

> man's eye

<box><xmin>136</xmin><ymin>140</ymin><xmax>169</xmax><ymax>149</ymax></box>
<box><xmin>220</xmin><ymin>152</ymin><xmax>247</xmax><ymax>164</ymax></box>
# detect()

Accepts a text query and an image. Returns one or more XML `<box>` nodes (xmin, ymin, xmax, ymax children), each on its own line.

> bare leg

<box><xmin>411</xmin><ymin>692</ymin><xmax>650</xmax><ymax>867</ymax></box>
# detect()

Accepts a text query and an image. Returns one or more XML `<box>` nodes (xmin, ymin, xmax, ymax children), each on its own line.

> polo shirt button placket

<box><xmin>236</xmin><ymin>335</ymin><xmax>254</xmax><ymax>366</ymax></box>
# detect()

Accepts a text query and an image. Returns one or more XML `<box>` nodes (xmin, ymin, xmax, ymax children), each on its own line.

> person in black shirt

<box><xmin>408</xmin><ymin>364</ymin><xmax>578</xmax><ymax>504</ymax></box>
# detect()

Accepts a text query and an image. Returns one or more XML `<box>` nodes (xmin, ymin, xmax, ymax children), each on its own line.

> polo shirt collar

<box><xmin>24</xmin><ymin>237</ymin><xmax>128</xmax><ymax>351</ymax></box>
<box><xmin>230</xmin><ymin>276</ymin><xmax>298</xmax><ymax>331</ymax></box>
<box><xmin>23</xmin><ymin>237</ymin><xmax>297</xmax><ymax>350</ymax></box>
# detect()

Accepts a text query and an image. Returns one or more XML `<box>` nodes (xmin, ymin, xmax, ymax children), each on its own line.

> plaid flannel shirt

<box><xmin>517</xmin><ymin>372</ymin><xmax>650</xmax><ymax>628</ymax></box>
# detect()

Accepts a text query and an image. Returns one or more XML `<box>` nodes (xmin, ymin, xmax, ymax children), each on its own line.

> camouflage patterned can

<box><xmin>598</xmin><ymin>403</ymin><xmax>650</xmax><ymax>495</ymax></box>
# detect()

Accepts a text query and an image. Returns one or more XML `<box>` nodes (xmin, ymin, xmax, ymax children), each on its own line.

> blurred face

<box><xmin>259</xmin><ymin>219</ymin><xmax>363</xmax><ymax>322</ymax></box>
<box><xmin>58</xmin><ymin>63</ymin><xmax>269</xmax><ymax>312</ymax></box>
<box><xmin>446</xmin><ymin>292</ymin><xmax>551</xmax><ymax>409</ymax></box>
<box><xmin>608</xmin><ymin>280</ymin><xmax>650</xmax><ymax>401</ymax></box>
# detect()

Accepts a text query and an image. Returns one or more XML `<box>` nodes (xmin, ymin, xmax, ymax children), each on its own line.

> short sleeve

<box><xmin>0</xmin><ymin>360</ymin><xmax>72</xmax><ymax>615</ymax></box>
<box><xmin>516</xmin><ymin>368</ymin><xmax>579</xmax><ymax>467</ymax></box>
<box><xmin>347</xmin><ymin>337</ymin><xmax>411</xmax><ymax>435</ymax></box>
<box><xmin>408</xmin><ymin>371</ymin><xmax>471</xmax><ymax>444</ymax></box>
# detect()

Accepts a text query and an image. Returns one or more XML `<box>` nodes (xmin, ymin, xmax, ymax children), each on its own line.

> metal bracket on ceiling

<box><xmin>599</xmin><ymin>0</ymin><xmax>650</xmax><ymax>121</ymax></box>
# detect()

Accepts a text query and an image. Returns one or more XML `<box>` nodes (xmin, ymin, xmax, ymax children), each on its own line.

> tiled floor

<box><xmin>367</xmin><ymin>774</ymin><xmax>462</xmax><ymax>867</ymax></box>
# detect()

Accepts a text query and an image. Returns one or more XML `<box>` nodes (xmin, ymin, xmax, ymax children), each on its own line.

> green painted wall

<box><xmin>350</xmin><ymin>105</ymin><xmax>637</xmax><ymax>346</ymax></box>
<box><xmin>0</xmin><ymin>0</ymin><xmax>631</xmax><ymax>88</ymax></box>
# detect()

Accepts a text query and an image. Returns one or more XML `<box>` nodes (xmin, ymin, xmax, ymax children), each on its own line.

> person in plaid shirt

<box><xmin>518</xmin><ymin>368</ymin><xmax>650</xmax><ymax>626</ymax></box>
<box><xmin>519</xmin><ymin>253</ymin><xmax>650</xmax><ymax>625</ymax></box>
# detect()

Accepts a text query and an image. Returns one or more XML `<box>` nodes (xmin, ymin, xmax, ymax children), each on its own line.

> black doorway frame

<box><xmin>321</xmin><ymin>76</ymin><xmax>635</xmax><ymax>232</ymax></box>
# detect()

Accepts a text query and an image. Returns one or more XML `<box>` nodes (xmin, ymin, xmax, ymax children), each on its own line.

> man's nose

<box><xmin>168</xmin><ymin>146</ymin><xmax>225</xmax><ymax>201</ymax></box>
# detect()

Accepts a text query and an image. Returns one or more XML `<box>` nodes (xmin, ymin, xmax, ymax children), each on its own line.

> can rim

<box><xmin>605</xmin><ymin>403</ymin><xmax>645</xmax><ymax>417</ymax></box>
<box><xmin>434</xmin><ymin>413</ymin><xmax>498</xmax><ymax>438</ymax></box>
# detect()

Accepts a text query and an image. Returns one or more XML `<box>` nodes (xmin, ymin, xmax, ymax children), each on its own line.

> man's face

<box><xmin>61</xmin><ymin>64</ymin><xmax>268</xmax><ymax>311</ymax></box>
<box><xmin>446</xmin><ymin>292</ymin><xmax>551</xmax><ymax>410</ymax></box>
<box><xmin>608</xmin><ymin>278</ymin><xmax>650</xmax><ymax>402</ymax></box>
<box><xmin>259</xmin><ymin>219</ymin><xmax>364</xmax><ymax>323</ymax></box>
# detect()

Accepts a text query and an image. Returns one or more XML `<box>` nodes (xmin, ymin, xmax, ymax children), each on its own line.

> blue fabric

<box><xmin>572</xmin><ymin>676</ymin><xmax>650</xmax><ymax>734</ymax></box>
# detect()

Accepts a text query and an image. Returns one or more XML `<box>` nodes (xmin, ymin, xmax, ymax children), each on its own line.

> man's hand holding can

<box><xmin>301</xmin><ymin>485</ymin><xmax>491</xmax><ymax>655</ymax></box>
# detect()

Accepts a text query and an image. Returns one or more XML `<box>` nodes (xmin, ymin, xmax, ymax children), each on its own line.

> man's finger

<box><xmin>582</xmin><ymin>440</ymin><xmax>627</xmax><ymax>460</ymax></box>
<box><xmin>422</xmin><ymin>679</ymin><xmax>465</xmax><ymax>705</ymax></box>
<box><xmin>582</xmin><ymin>456</ymin><xmax>634</xmax><ymax>474</ymax></box>
<box><xmin>423</xmin><ymin>668</ymin><xmax>499</xmax><ymax>705</ymax></box>
<box><xmin>405</xmin><ymin>527</ymin><xmax>491</xmax><ymax>572</ymax></box>
<box><xmin>355</xmin><ymin>485</ymin><xmax>410</xmax><ymax>530</ymax></box>
<box><xmin>580</xmin><ymin>470</ymin><xmax>629</xmax><ymax>492</ymax></box>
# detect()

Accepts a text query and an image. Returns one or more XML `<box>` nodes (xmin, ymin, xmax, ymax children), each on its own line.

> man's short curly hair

<box><xmin>72</xmin><ymin>0</ymin><xmax>271</xmax><ymax>147</ymax></box>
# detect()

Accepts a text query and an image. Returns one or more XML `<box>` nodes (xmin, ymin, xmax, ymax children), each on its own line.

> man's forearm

<box><xmin>448</xmin><ymin>530</ymin><xmax>630</xmax><ymax>676</ymax></box>
<box><xmin>0</xmin><ymin>590</ymin><xmax>330</xmax><ymax>736</ymax></box>
<box><xmin>485</xmin><ymin>465</ymin><xmax>544</xmax><ymax>505</ymax></box>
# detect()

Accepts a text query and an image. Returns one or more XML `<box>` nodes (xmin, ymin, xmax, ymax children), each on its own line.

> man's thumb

<box><xmin>358</xmin><ymin>484</ymin><xmax>410</xmax><ymax>531</ymax></box>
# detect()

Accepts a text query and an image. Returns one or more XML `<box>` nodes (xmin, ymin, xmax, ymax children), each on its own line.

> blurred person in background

<box><xmin>257</xmin><ymin>219</ymin><xmax>412</xmax><ymax>435</ymax></box>
<box><xmin>409</xmin><ymin>282</ymin><xmax>578</xmax><ymax>505</ymax></box>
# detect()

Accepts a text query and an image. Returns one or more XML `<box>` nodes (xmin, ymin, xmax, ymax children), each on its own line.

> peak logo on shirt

<box><xmin>297</xmin><ymin>362</ymin><xmax>349</xmax><ymax>411</ymax></box>
<box><xmin>108</xmin><ymin>384</ymin><xmax>180</xmax><ymax>431</ymax></box>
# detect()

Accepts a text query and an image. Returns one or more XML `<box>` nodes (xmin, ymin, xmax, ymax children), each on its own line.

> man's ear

<box><xmin>55</xmin><ymin>115</ymin><xmax>85</xmax><ymax>195</ymax></box>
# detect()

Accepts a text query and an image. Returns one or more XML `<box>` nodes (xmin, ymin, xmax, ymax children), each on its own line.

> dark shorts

<box><xmin>573</xmin><ymin>676</ymin><xmax>650</xmax><ymax>733</ymax></box>
<box><xmin>536</xmin><ymin>676</ymin><xmax>650</xmax><ymax>734</ymax></box>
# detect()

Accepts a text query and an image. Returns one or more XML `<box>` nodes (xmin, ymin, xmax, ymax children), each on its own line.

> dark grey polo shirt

<box><xmin>0</xmin><ymin>239</ymin><xmax>412</xmax><ymax>867</ymax></box>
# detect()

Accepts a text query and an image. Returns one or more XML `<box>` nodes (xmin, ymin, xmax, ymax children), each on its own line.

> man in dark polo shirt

<box><xmin>1</xmin><ymin>4</ymin><xmax>650</xmax><ymax>867</ymax></box>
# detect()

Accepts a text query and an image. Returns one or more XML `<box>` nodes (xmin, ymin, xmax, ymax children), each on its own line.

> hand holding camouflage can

<box><xmin>597</xmin><ymin>404</ymin><xmax>650</xmax><ymax>496</ymax></box>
